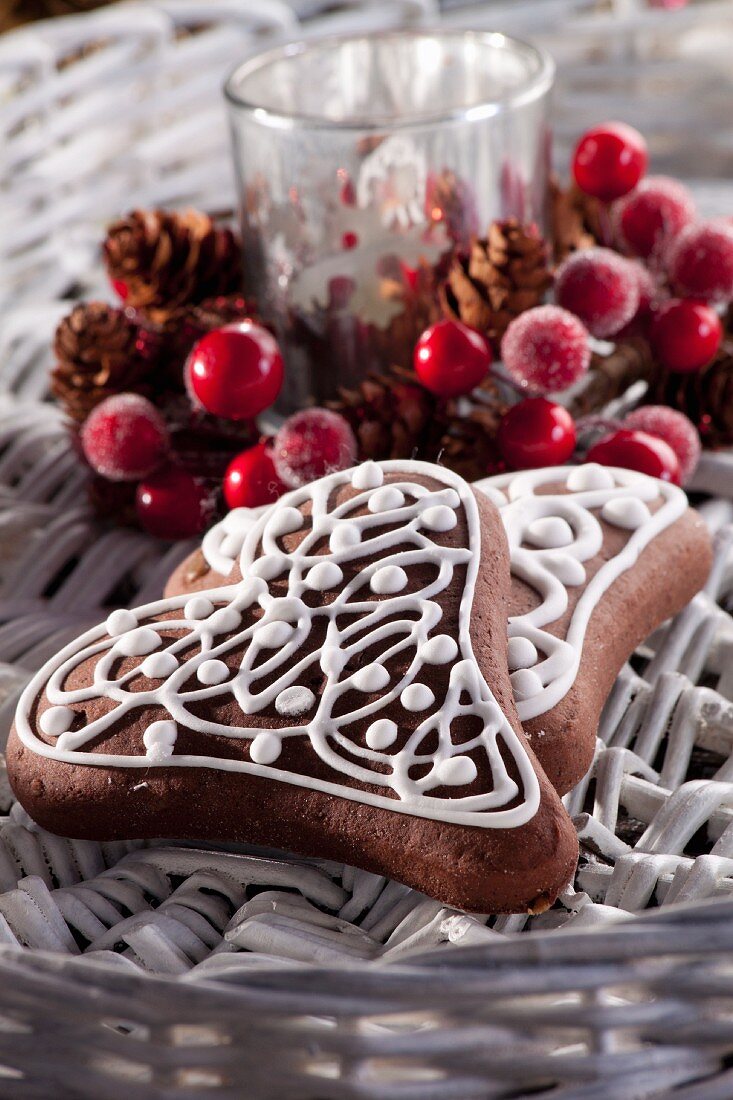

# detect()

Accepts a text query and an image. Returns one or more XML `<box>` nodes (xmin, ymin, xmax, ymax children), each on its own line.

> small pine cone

<box><xmin>434</xmin><ymin>377</ymin><xmax>507</xmax><ymax>482</ymax></box>
<box><xmin>440</xmin><ymin>218</ymin><xmax>552</xmax><ymax>350</ymax></box>
<box><xmin>104</xmin><ymin>209</ymin><xmax>243</xmax><ymax>321</ymax></box>
<box><xmin>647</xmin><ymin>349</ymin><xmax>733</xmax><ymax>449</ymax></box>
<box><xmin>52</xmin><ymin>302</ymin><xmax>158</xmax><ymax>423</ymax></box>
<box><xmin>565</xmin><ymin>337</ymin><xmax>656</xmax><ymax>419</ymax></box>
<box><xmin>330</xmin><ymin>368</ymin><xmax>436</xmax><ymax>461</ymax></box>
<box><xmin>550</xmin><ymin>178</ymin><xmax>604</xmax><ymax>263</ymax></box>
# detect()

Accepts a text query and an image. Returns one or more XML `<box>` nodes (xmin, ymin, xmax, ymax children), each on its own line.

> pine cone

<box><xmin>550</xmin><ymin>178</ymin><xmax>604</xmax><ymax>263</ymax></box>
<box><xmin>565</xmin><ymin>337</ymin><xmax>656</xmax><ymax>419</ymax></box>
<box><xmin>647</xmin><ymin>348</ymin><xmax>733</xmax><ymax>449</ymax></box>
<box><xmin>434</xmin><ymin>377</ymin><xmax>507</xmax><ymax>482</ymax></box>
<box><xmin>52</xmin><ymin>302</ymin><xmax>158</xmax><ymax>422</ymax></box>
<box><xmin>104</xmin><ymin>210</ymin><xmax>243</xmax><ymax>321</ymax></box>
<box><xmin>440</xmin><ymin>218</ymin><xmax>552</xmax><ymax>350</ymax></box>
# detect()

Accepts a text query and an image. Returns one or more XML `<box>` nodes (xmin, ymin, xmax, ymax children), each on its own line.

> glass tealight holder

<box><xmin>225</xmin><ymin>28</ymin><xmax>555</xmax><ymax>412</ymax></box>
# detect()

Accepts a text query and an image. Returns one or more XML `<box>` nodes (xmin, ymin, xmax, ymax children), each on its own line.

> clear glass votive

<box><xmin>225</xmin><ymin>29</ymin><xmax>555</xmax><ymax>412</ymax></box>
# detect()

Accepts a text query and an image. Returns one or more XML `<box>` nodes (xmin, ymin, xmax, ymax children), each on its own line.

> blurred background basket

<box><xmin>2</xmin><ymin>2</ymin><xmax>733</xmax><ymax>1097</ymax></box>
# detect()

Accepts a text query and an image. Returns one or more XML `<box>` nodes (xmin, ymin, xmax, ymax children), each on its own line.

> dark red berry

<box><xmin>136</xmin><ymin>466</ymin><xmax>212</xmax><ymax>539</ymax></box>
<box><xmin>555</xmin><ymin>247</ymin><xmax>639</xmax><ymax>338</ymax></box>
<box><xmin>650</xmin><ymin>299</ymin><xmax>722</xmax><ymax>373</ymax></box>
<box><xmin>572</xmin><ymin>122</ymin><xmax>647</xmax><ymax>202</ymax></box>
<box><xmin>81</xmin><ymin>394</ymin><xmax>169</xmax><ymax>482</ymax></box>
<box><xmin>624</xmin><ymin>406</ymin><xmax>700</xmax><ymax>484</ymax></box>
<box><xmin>414</xmin><ymin>319</ymin><xmax>491</xmax><ymax>398</ymax></box>
<box><xmin>499</xmin><ymin>398</ymin><xmax>577</xmax><ymax>470</ymax></box>
<box><xmin>586</xmin><ymin>429</ymin><xmax>681</xmax><ymax>485</ymax></box>
<box><xmin>668</xmin><ymin>221</ymin><xmax>733</xmax><ymax>302</ymax></box>
<box><xmin>223</xmin><ymin>441</ymin><xmax>286</xmax><ymax>509</ymax></box>
<box><xmin>501</xmin><ymin>306</ymin><xmax>590</xmax><ymax>394</ymax></box>
<box><xmin>186</xmin><ymin>321</ymin><xmax>283</xmax><ymax>420</ymax></box>
<box><xmin>615</xmin><ymin>176</ymin><xmax>695</xmax><ymax>260</ymax></box>
<box><xmin>273</xmin><ymin>409</ymin><xmax>357</xmax><ymax>488</ymax></box>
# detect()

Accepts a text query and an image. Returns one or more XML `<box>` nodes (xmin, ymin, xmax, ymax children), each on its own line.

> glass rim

<box><xmin>223</xmin><ymin>27</ymin><xmax>555</xmax><ymax>132</ymax></box>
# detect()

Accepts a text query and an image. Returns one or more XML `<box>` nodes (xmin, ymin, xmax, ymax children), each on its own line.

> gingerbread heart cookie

<box><xmin>8</xmin><ymin>460</ymin><xmax>578</xmax><ymax>914</ymax></box>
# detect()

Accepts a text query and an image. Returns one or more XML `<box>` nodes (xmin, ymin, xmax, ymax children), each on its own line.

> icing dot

<box><xmin>106</xmin><ymin>609</ymin><xmax>137</xmax><ymax>637</ymax></box>
<box><xmin>566</xmin><ymin>463</ymin><xmax>616</xmax><ymax>492</ymax></box>
<box><xmin>266</xmin><ymin>597</ymin><xmax>307</xmax><ymax>623</ymax></box>
<box><xmin>365</xmin><ymin>719</ymin><xmax>398</xmax><ymax>750</ymax></box>
<box><xmin>305</xmin><ymin>561</ymin><xmax>343</xmax><ymax>591</ymax></box>
<box><xmin>256</xmin><ymin>621</ymin><xmax>295</xmax><ymax>648</ymax></box>
<box><xmin>220</xmin><ymin>532</ymin><xmax>245</xmax><ymax>559</ymax></box>
<box><xmin>184</xmin><ymin>596</ymin><xmax>214</xmax><ymax>620</ymax></box>
<box><xmin>55</xmin><ymin>732</ymin><xmax>75</xmax><ymax>752</ymax></box>
<box><xmin>141</xmin><ymin>652</ymin><xmax>179</xmax><ymax>679</ymax></box>
<box><xmin>368</xmin><ymin>486</ymin><xmax>405</xmax><ymax>513</ymax></box>
<box><xmin>250</xmin><ymin>731</ymin><xmax>281</xmax><ymax>765</ymax></box>
<box><xmin>511</xmin><ymin>668</ymin><xmax>544</xmax><ymax>701</ymax></box>
<box><xmin>507</xmin><ymin>637</ymin><xmax>538</xmax><ymax>671</ymax></box>
<box><xmin>351</xmin><ymin>462</ymin><xmax>384</xmax><ymax>490</ymax></box>
<box><xmin>239</xmin><ymin>577</ymin><xmax>268</xmax><ymax>607</ymax></box>
<box><xmin>209</xmin><ymin>607</ymin><xmax>243</xmax><ymax>634</ymax></box>
<box><xmin>544</xmin><ymin>552</ymin><xmax>586</xmax><ymax>586</ymax></box>
<box><xmin>267</xmin><ymin>506</ymin><xmax>303</xmax><ymax>539</ymax></box>
<box><xmin>116</xmin><ymin>627</ymin><xmax>162</xmax><ymax>657</ymax></box>
<box><xmin>330</xmin><ymin>523</ymin><xmax>361</xmax><ymax>553</ymax></box>
<box><xmin>352</xmin><ymin>664</ymin><xmax>390</xmax><ymax>692</ymax></box>
<box><xmin>143</xmin><ymin>720</ymin><xmax>177</xmax><ymax>761</ymax></box>
<box><xmin>275</xmin><ymin>685</ymin><xmax>315</xmax><ymax>717</ymax></box>
<box><xmin>401</xmin><ymin>683</ymin><xmax>435</xmax><ymax>712</ymax></box>
<box><xmin>435</xmin><ymin>755</ymin><xmax>477</xmax><ymax>786</ymax></box>
<box><xmin>223</xmin><ymin>507</ymin><xmax>256</xmax><ymax>534</ymax></box>
<box><xmin>420</xmin><ymin>635</ymin><xmax>458</xmax><ymax>664</ymax></box>
<box><xmin>421</xmin><ymin>505</ymin><xmax>457</xmax><ymax>533</ymax></box>
<box><xmin>40</xmin><ymin>706</ymin><xmax>75</xmax><ymax>737</ymax></box>
<box><xmin>526</xmin><ymin>516</ymin><xmax>574</xmax><ymax>549</ymax></box>
<box><xmin>601</xmin><ymin>496</ymin><xmax>652</xmax><ymax>530</ymax></box>
<box><xmin>197</xmin><ymin>659</ymin><xmax>230</xmax><ymax>685</ymax></box>
<box><xmin>251</xmin><ymin>554</ymin><xmax>289</xmax><ymax>581</ymax></box>
<box><xmin>370</xmin><ymin>565</ymin><xmax>408</xmax><ymax>595</ymax></box>
<box><xmin>321</xmin><ymin>646</ymin><xmax>346</xmax><ymax>676</ymax></box>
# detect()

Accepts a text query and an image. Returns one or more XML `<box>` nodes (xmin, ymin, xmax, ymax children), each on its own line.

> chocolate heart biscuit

<box><xmin>8</xmin><ymin>461</ymin><xmax>578</xmax><ymax>914</ymax></box>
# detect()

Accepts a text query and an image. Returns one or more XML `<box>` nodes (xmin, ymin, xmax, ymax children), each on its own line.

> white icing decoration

<box><xmin>197</xmin><ymin>660</ymin><xmax>230</xmax><ymax>685</ymax></box>
<box><xmin>421</xmin><ymin>505</ymin><xmax>457</xmax><ymax>532</ymax></box>
<box><xmin>601</xmin><ymin>497</ymin><xmax>652</xmax><ymax>530</ymax></box>
<box><xmin>201</xmin><ymin>505</ymin><xmax>269</xmax><ymax>578</ymax></box>
<box><xmin>566</xmin><ymin>463</ymin><xmax>615</xmax><ymax>492</ymax></box>
<box><xmin>365</xmin><ymin>719</ymin><xmax>398</xmax><ymax>750</ymax></box>
<box><xmin>370</xmin><ymin>565</ymin><xmax>408</xmax><ymax>595</ymax></box>
<box><xmin>351</xmin><ymin>462</ymin><xmax>384</xmax><ymax>490</ymax></box>
<box><xmin>507</xmin><ymin>637</ymin><xmax>538</xmax><ymax>671</ymax></box>
<box><xmin>352</xmin><ymin>664</ymin><xmax>390</xmax><ymax>692</ymax></box>
<box><xmin>256</xmin><ymin>621</ymin><xmax>295</xmax><ymax>649</ymax></box>
<box><xmin>543</xmin><ymin>553</ymin><xmax>586</xmax><ymax>587</ymax></box>
<box><xmin>116</xmin><ymin>628</ymin><xmax>161</xmax><ymax>658</ymax></box>
<box><xmin>106</xmin><ymin>609</ymin><xmax>137</xmax><ymax>637</ymax></box>
<box><xmin>526</xmin><ymin>517</ymin><xmax>573</xmax><ymax>549</ymax></box>
<box><xmin>143</xmin><ymin>720</ymin><xmax>177</xmax><ymax>761</ymax></box>
<box><xmin>329</xmin><ymin>524</ymin><xmax>361</xmax><ymax>553</ymax></box>
<box><xmin>420</xmin><ymin>635</ymin><xmax>458</xmax><ymax>664</ymax></box>
<box><xmin>16</xmin><ymin>461</ymin><xmax>542</xmax><ymax>831</ymax></box>
<box><xmin>184</xmin><ymin>597</ymin><xmax>214</xmax><ymax>621</ymax></box>
<box><xmin>305</xmin><ymin>562</ymin><xmax>343</xmax><ymax>591</ymax></box>
<box><xmin>209</xmin><ymin>607</ymin><xmax>242</xmax><ymax>634</ymax></box>
<box><xmin>40</xmin><ymin>706</ymin><xmax>74</xmax><ymax>737</ymax></box>
<box><xmin>141</xmin><ymin>652</ymin><xmax>179</xmax><ymax>679</ymax></box>
<box><xmin>267</xmin><ymin>506</ymin><xmax>303</xmax><ymax>538</ymax></box>
<box><xmin>435</xmin><ymin>755</ymin><xmax>477</xmax><ymax>786</ymax></box>
<box><xmin>510</xmin><ymin>669</ymin><xmax>544</xmax><ymax>701</ymax></box>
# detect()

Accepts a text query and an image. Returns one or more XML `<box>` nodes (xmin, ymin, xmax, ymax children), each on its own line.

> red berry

<box><xmin>501</xmin><ymin>305</ymin><xmax>590</xmax><ymax>394</ymax></box>
<box><xmin>555</xmin><ymin>247</ymin><xmax>640</xmax><ymax>338</ymax></box>
<box><xmin>273</xmin><ymin>409</ymin><xmax>357</xmax><ymax>488</ymax></box>
<box><xmin>499</xmin><ymin>398</ymin><xmax>577</xmax><ymax>470</ymax></box>
<box><xmin>186</xmin><ymin>321</ymin><xmax>284</xmax><ymax>421</ymax></box>
<box><xmin>414</xmin><ymin>319</ymin><xmax>491</xmax><ymax>397</ymax></box>
<box><xmin>111</xmin><ymin>278</ymin><xmax>129</xmax><ymax>301</ymax></box>
<box><xmin>572</xmin><ymin>122</ymin><xmax>648</xmax><ymax>202</ymax></box>
<box><xmin>668</xmin><ymin>220</ymin><xmax>733</xmax><ymax>302</ymax></box>
<box><xmin>624</xmin><ymin>406</ymin><xmax>700</xmax><ymax>484</ymax></box>
<box><xmin>586</xmin><ymin>429</ymin><xmax>681</xmax><ymax>485</ymax></box>
<box><xmin>80</xmin><ymin>394</ymin><xmax>168</xmax><ymax>482</ymax></box>
<box><xmin>223</xmin><ymin>441</ymin><xmax>286</xmax><ymax>509</ymax></box>
<box><xmin>650</xmin><ymin>299</ymin><xmax>722</xmax><ymax>373</ymax></box>
<box><xmin>342</xmin><ymin>231</ymin><xmax>359</xmax><ymax>250</ymax></box>
<box><xmin>136</xmin><ymin>466</ymin><xmax>212</xmax><ymax>539</ymax></box>
<box><xmin>615</xmin><ymin>176</ymin><xmax>695</xmax><ymax>260</ymax></box>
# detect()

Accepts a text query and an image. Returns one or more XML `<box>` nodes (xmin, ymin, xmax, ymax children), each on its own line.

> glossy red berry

<box><xmin>572</xmin><ymin>122</ymin><xmax>647</xmax><ymax>202</ymax></box>
<box><xmin>555</xmin><ymin>248</ymin><xmax>640</xmax><ymax>338</ymax></box>
<box><xmin>273</xmin><ymin>409</ymin><xmax>357</xmax><ymax>488</ymax></box>
<box><xmin>81</xmin><ymin>394</ymin><xmax>169</xmax><ymax>482</ymax></box>
<box><xmin>136</xmin><ymin>466</ymin><xmax>212</xmax><ymax>539</ymax></box>
<box><xmin>586</xmin><ymin>429</ymin><xmax>681</xmax><ymax>485</ymax></box>
<box><xmin>668</xmin><ymin>221</ymin><xmax>733</xmax><ymax>302</ymax></box>
<box><xmin>615</xmin><ymin>176</ymin><xmax>695</xmax><ymax>260</ymax></box>
<box><xmin>414</xmin><ymin>319</ymin><xmax>491</xmax><ymax>398</ymax></box>
<box><xmin>501</xmin><ymin>305</ymin><xmax>590</xmax><ymax>394</ymax></box>
<box><xmin>624</xmin><ymin>406</ymin><xmax>700</xmax><ymax>484</ymax></box>
<box><xmin>499</xmin><ymin>398</ymin><xmax>577</xmax><ymax>470</ymax></box>
<box><xmin>186</xmin><ymin>321</ymin><xmax>284</xmax><ymax>420</ymax></box>
<box><xmin>650</xmin><ymin>299</ymin><xmax>722</xmax><ymax>373</ymax></box>
<box><xmin>223</xmin><ymin>441</ymin><xmax>286</xmax><ymax>510</ymax></box>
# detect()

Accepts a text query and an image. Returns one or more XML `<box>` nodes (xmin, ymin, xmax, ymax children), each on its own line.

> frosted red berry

<box><xmin>650</xmin><ymin>299</ymin><xmax>722</xmax><ymax>373</ymax></box>
<box><xmin>273</xmin><ymin>408</ymin><xmax>357</xmax><ymax>488</ymax></box>
<box><xmin>624</xmin><ymin>406</ymin><xmax>700</xmax><ymax>484</ymax></box>
<box><xmin>501</xmin><ymin>305</ymin><xmax>591</xmax><ymax>394</ymax></box>
<box><xmin>136</xmin><ymin>466</ymin><xmax>212</xmax><ymax>539</ymax></box>
<box><xmin>223</xmin><ymin>441</ymin><xmax>286</xmax><ymax>510</ymax></box>
<box><xmin>586</xmin><ymin>429</ymin><xmax>681</xmax><ymax>485</ymax></box>
<box><xmin>572</xmin><ymin>122</ymin><xmax>648</xmax><ymax>202</ymax></box>
<box><xmin>615</xmin><ymin>176</ymin><xmax>695</xmax><ymax>260</ymax></box>
<box><xmin>555</xmin><ymin>247</ymin><xmax>640</xmax><ymax>338</ymax></box>
<box><xmin>414</xmin><ymin>319</ymin><xmax>491</xmax><ymax>397</ymax></box>
<box><xmin>668</xmin><ymin>220</ymin><xmax>733</xmax><ymax>302</ymax></box>
<box><xmin>186</xmin><ymin>321</ymin><xmax>284</xmax><ymax>420</ymax></box>
<box><xmin>499</xmin><ymin>398</ymin><xmax>577</xmax><ymax>470</ymax></box>
<box><xmin>81</xmin><ymin>393</ymin><xmax>169</xmax><ymax>482</ymax></box>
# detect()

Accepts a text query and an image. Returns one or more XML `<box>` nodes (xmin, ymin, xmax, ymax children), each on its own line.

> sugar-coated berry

<box><xmin>501</xmin><ymin>305</ymin><xmax>591</xmax><ymax>394</ymax></box>
<box><xmin>623</xmin><ymin>406</ymin><xmax>701</xmax><ymax>484</ymax></box>
<box><xmin>186</xmin><ymin>321</ymin><xmax>284</xmax><ymax>420</ymax></box>
<box><xmin>586</xmin><ymin>429</ymin><xmax>681</xmax><ymax>485</ymax></box>
<box><xmin>414</xmin><ymin>319</ymin><xmax>491</xmax><ymax>397</ymax></box>
<box><xmin>650</xmin><ymin>299</ymin><xmax>722</xmax><ymax>373</ymax></box>
<box><xmin>499</xmin><ymin>398</ymin><xmax>577</xmax><ymax>470</ymax></box>
<box><xmin>273</xmin><ymin>408</ymin><xmax>357</xmax><ymax>488</ymax></box>
<box><xmin>614</xmin><ymin>176</ymin><xmax>696</xmax><ymax>260</ymax></box>
<box><xmin>223</xmin><ymin>441</ymin><xmax>286</xmax><ymax>509</ymax></box>
<box><xmin>572</xmin><ymin>122</ymin><xmax>648</xmax><ymax>202</ymax></box>
<box><xmin>668</xmin><ymin>220</ymin><xmax>733</xmax><ymax>302</ymax></box>
<box><xmin>136</xmin><ymin>466</ymin><xmax>212</xmax><ymax>539</ymax></box>
<box><xmin>555</xmin><ymin>248</ymin><xmax>640</xmax><ymax>338</ymax></box>
<box><xmin>81</xmin><ymin>393</ymin><xmax>169</xmax><ymax>482</ymax></box>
